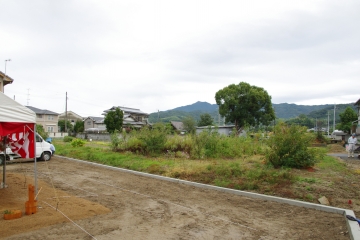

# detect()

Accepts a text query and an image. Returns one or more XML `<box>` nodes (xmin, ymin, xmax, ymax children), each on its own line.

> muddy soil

<box><xmin>0</xmin><ymin>156</ymin><xmax>351</xmax><ymax>239</ymax></box>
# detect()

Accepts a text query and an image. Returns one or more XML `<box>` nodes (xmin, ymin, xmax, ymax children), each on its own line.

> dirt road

<box><xmin>1</xmin><ymin>156</ymin><xmax>350</xmax><ymax>239</ymax></box>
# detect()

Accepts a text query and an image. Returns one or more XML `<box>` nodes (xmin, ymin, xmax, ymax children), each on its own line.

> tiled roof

<box><xmin>86</xmin><ymin>116</ymin><xmax>104</xmax><ymax>123</ymax></box>
<box><xmin>26</xmin><ymin>106</ymin><xmax>59</xmax><ymax>115</ymax></box>
<box><xmin>103</xmin><ymin>106</ymin><xmax>149</xmax><ymax>116</ymax></box>
<box><xmin>170</xmin><ymin>121</ymin><xmax>184</xmax><ymax>131</ymax></box>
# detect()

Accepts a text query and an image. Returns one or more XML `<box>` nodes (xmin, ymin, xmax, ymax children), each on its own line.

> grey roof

<box><xmin>86</xmin><ymin>116</ymin><xmax>104</xmax><ymax>123</ymax></box>
<box><xmin>26</xmin><ymin>106</ymin><xmax>59</xmax><ymax>115</ymax></box>
<box><xmin>103</xmin><ymin>106</ymin><xmax>149</xmax><ymax>116</ymax></box>
<box><xmin>170</xmin><ymin>121</ymin><xmax>184</xmax><ymax>131</ymax></box>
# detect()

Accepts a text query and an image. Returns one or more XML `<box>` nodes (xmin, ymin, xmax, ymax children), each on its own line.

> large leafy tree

<box><xmin>104</xmin><ymin>108</ymin><xmax>124</xmax><ymax>133</ymax></box>
<box><xmin>182</xmin><ymin>116</ymin><xmax>196</xmax><ymax>134</ymax></box>
<box><xmin>336</xmin><ymin>106</ymin><xmax>357</xmax><ymax>133</ymax></box>
<box><xmin>215</xmin><ymin>82</ymin><xmax>275</xmax><ymax>133</ymax></box>
<box><xmin>198</xmin><ymin>113</ymin><xmax>213</xmax><ymax>127</ymax></box>
<box><xmin>58</xmin><ymin>120</ymin><xmax>73</xmax><ymax>132</ymax></box>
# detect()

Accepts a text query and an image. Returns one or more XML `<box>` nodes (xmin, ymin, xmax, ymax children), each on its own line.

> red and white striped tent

<box><xmin>0</xmin><ymin>91</ymin><xmax>36</xmax><ymax>188</ymax></box>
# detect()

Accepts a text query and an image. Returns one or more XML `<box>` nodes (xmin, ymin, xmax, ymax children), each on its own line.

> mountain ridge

<box><xmin>148</xmin><ymin>101</ymin><xmax>355</xmax><ymax>123</ymax></box>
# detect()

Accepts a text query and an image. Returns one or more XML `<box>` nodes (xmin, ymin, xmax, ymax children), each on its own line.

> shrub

<box><xmin>71</xmin><ymin>139</ymin><xmax>86</xmax><ymax>147</ymax></box>
<box><xmin>110</xmin><ymin>132</ymin><xmax>120</xmax><ymax>151</ymax></box>
<box><xmin>63</xmin><ymin>136</ymin><xmax>74</xmax><ymax>142</ymax></box>
<box><xmin>265</xmin><ymin>122</ymin><xmax>320</xmax><ymax>168</ymax></box>
<box><xmin>136</xmin><ymin>123</ymin><xmax>168</xmax><ymax>155</ymax></box>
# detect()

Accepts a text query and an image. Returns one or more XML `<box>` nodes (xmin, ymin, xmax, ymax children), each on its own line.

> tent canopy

<box><xmin>0</xmin><ymin>92</ymin><xmax>36</xmax><ymax>158</ymax></box>
<box><xmin>0</xmin><ymin>92</ymin><xmax>36</xmax><ymax>123</ymax></box>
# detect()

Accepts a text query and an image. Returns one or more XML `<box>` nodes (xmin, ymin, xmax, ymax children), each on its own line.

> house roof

<box><xmin>0</xmin><ymin>71</ymin><xmax>14</xmax><ymax>86</ymax></box>
<box><xmin>25</xmin><ymin>106</ymin><xmax>59</xmax><ymax>115</ymax></box>
<box><xmin>103</xmin><ymin>106</ymin><xmax>149</xmax><ymax>116</ymax></box>
<box><xmin>170</xmin><ymin>121</ymin><xmax>184</xmax><ymax>131</ymax></box>
<box><xmin>59</xmin><ymin>111</ymin><xmax>83</xmax><ymax>119</ymax></box>
<box><xmin>355</xmin><ymin>98</ymin><xmax>360</xmax><ymax>106</ymax></box>
<box><xmin>85</xmin><ymin>116</ymin><xmax>104</xmax><ymax>124</ymax></box>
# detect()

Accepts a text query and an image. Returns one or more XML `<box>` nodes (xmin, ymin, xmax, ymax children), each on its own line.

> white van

<box><xmin>0</xmin><ymin>133</ymin><xmax>52</xmax><ymax>163</ymax></box>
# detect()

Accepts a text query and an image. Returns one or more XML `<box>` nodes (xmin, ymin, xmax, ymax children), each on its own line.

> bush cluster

<box><xmin>265</xmin><ymin>123</ymin><xmax>322</xmax><ymax>168</ymax></box>
<box><xmin>70</xmin><ymin>139</ymin><xmax>86</xmax><ymax>147</ymax></box>
<box><xmin>110</xmin><ymin>123</ymin><xmax>267</xmax><ymax>159</ymax></box>
<box><xmin>63</xmin><ymin>136</ymin><xmax>74</xmax><ymax>142</ymax></box>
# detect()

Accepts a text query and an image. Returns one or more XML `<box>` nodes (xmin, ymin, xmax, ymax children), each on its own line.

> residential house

<box><xmin>59</xmin><ymin>111</ymin><xmax>83</xmax><ymax>125</ymax></box>
<box><xmin>0</xmin><ymin>71</ymin><xmax>13</xmax><ymax>93</ymax></box>
<box><xmin>25</xmin><ymin>106</ymin><xmax>59</xmax><ymax>133</ymax></box>
<box><xmin>102</xmin><ymin>106</ymin><xmax>150</xmax><ymax>129</ymax></box>
<box><xmin>170</xmin><ymin>121</ymin><xmax>185</xmax><ymax>134</ymax></box>
<box><xmin>83</xmin><ymin>116</ymin><xmax>106</xmax><ymax>132</ymax></box>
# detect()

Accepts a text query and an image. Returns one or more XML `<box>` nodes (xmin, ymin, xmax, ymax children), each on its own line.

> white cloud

<box><xmin>1</xmin><ymin>0</ymin><xmax>359</xmax><ymax>117</ymax></box>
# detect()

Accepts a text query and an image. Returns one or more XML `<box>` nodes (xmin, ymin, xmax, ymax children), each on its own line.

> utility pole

<box><xmin>327</xmin><ymin>111</ymin><xmax>330</xmax><ymax>136</ymax></box>
<box><xmin>65</xmin><ymin>92</ymin><xmax>68</xmax><ymax>132</ymax></box>
<box><xmin>333</xmin><ymin>104</ymin><xmax>336</xmax><ymax>133</ymax></box>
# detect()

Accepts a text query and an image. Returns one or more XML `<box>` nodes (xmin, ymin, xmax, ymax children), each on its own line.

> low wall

<box><xmin>76</xmin><ymin>133</ymin><xmax>113</xmax><ymax>141</ymax></box>
<box><xmin>48</xmin><ymin>132</ymin><xmax>69</xmax><ymax>138</ymax></box>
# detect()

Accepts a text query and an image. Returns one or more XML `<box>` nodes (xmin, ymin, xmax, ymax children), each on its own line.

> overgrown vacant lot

<box><xmin>55</xmin><ymin>140</ymin><xmax>360</xmax><ymax>216</ymax></box>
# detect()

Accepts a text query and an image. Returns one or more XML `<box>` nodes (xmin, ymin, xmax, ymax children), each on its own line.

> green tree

<box><xmin>198</xmin><ymin>113</ymin><xmax>213</xmax><ymax>127</ymax></box>
<box><xmin>36</xmin><ymin>125</ymin><xmax>48</xmax><ymax>139</ymax></box>
<box><xmin>182</xmin><ymin>116</ymin><xmax>196</xmax><ymax>134</ymax></box>
<box><xmin>73</xmin><ymin>120</ymin><xmax>84</xmax><ymax>133</ymax></box>
<box><xmin>58</xmin><ymin>120</ymin><xmax>73</xmax><ymax>132</ymax></box>
<box><xmin>104</xmin><ymin>107</ymin><xmax>124</xmax><ymax>133</ymax></box>
<box><xmin>337</xmin><ymin>107</ymin><xmax>358</xmax><ymax>133</ymax></box>
<box><xmin>215</xmin><ymin>82</ymin><xmax>275</xmax><ymax>133</ymax></box>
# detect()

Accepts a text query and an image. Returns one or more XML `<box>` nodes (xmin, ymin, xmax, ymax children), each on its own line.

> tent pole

<box><xmin>1</xmin><ymin>137</ymin><xmax>7</xmax><ymax>188</ymax></box>
<box><xmin>34</xmin><ymin>124</ymin><xmax>38</xmax><ymax>197</ymax></box>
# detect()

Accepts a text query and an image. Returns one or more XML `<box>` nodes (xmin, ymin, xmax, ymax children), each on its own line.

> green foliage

<box><xmin>63</xmin><ymin>136</ymin><xmax>74</xmax><ymax>142</ymax></box>
<box><xmin>215</xmin><ymin>82</ymin><xmax>275</xmax><ymax>132</ymax></box>
<box><xmin>265</xmin><ymin>123</ymin><xmax>322</xmax><ymax>168</ymax></box>
<box><xmin>70</xmin><ymin>139</ymin><xmax>86</xmax><ymax>147</ymax></box>
<box><xmin>198</xmin><ymin>113</ymin><xmax>214</xmax><ymax>127</ymax></box>
<box><xmin>110</xmin><ymin>131</ymin><xmax>121</xmax><ymax>151</ymax></box>
<box><xmin>337</xmin><ymin>106</ymin><xmax>358</xmax><ymax>133</ymax></box>
<box><xmin>104</xmin><ymin>107</ymin><xmax>124</xmax><ymax>133</ymax></box>
<box><xmin>285</xmin><ymin>114</ymin><xmax>314</xmax><ymax>128</ymax></box>
<box><xmin>74</xmin><ymin>120</ymin><xmax>84</xmax><ymax>133</ymax></box>
<box><xmin>182</xmin><ymin>116</ymin><xmax>196</xmax><ymax>134</ymax></box>
<box><xmin>36</xmin><ymin>125</ymin><xmax>48</xmax><ymax>139</ymax></box>
<box><xmin>58</xmin><ymin>120</ymin><xmax>73</xmax><ymax>132</ymax></box>
<box><xmin>135</xmin><ymin>123</ymin><xmax>169</xmax><ymax>155</ymax></box>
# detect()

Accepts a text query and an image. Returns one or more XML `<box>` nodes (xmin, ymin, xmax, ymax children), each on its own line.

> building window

<box><xmin>87</xmin><ymin>121</ymin><xmax>91</xmax><ymax>125</ymax></box>
<box><xmin>47</xmin><ymin>115</ymin><xmax>54</xmax><ymax>120</ymax></box>
<box><xmin>47</xmin><ymin>126</ymin><xmax>54</xmax><ymax>132</ymax></box>
<box><xmin>37</xmin><ymin>114</ymin><xmax>42</xmax><ymax>118</ymax></box>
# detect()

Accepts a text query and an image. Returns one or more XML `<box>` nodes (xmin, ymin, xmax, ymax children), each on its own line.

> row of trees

<box><xmin>98</xmin><ymin>82</ymin><xmax>276</xmax><ymax>135</ymax></box>
<box><xmin>58</xmin><ymin>81</ymin><xmax>358</xmax><ymax>135</ymax></box>
<box><xmin>285</xmin><ymin>106</ymin><xmax>358</xmax><ymax>133</ymax></box>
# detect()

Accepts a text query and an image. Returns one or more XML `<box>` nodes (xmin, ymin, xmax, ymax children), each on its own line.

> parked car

<box><xmin>0</xmin><ymin>133</ymin><xmax>52</xmax><ymax>164</ymax></box>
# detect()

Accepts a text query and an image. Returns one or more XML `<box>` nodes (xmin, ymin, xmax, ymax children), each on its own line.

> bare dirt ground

<box><xmin>0</xmin><ymin>156</ymin><xmax>352</xmax><ymax>240</ymax></box>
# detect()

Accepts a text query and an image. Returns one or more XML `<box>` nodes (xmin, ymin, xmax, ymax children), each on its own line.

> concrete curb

<box><xmin>57</xmin><ymin>156</ymin><xmax>360</xmax><ymax>240</ymax></box>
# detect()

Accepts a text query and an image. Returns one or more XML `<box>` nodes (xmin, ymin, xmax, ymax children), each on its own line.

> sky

<box><xmin>1</xmin><ymin>0</ymin><xmax>359</xmax><ymax>117</ymax></box>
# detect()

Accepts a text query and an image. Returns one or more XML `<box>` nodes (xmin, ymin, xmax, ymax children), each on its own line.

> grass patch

<box><xmin>52</xmin><ymin>138</ymin><xmax>360</xmax><ymax>207</ymax></box>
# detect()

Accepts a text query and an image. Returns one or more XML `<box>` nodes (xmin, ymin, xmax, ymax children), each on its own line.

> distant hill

<box><xmin>148</xmin><ymin>101</ymin><xmax>355</xmax><ymax>124</ymax></box>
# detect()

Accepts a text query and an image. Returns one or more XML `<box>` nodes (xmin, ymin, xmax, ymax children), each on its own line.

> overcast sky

<box><xmin>1</xmin><ymin>0</ymin><xmax>359</xmax><ymax>117</ymax></box>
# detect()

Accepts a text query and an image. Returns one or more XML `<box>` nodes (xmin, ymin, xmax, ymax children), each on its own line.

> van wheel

<box><xmin>42</xmin><ymin>152</ymin><xmax>52</xmax><ymax>161</ymax></box>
